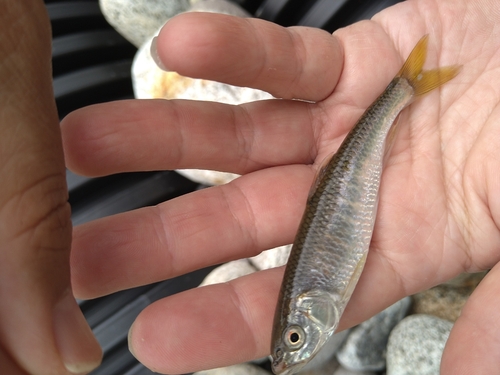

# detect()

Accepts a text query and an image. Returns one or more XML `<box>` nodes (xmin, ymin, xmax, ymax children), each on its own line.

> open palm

<box><xmin>61</xmin><ymin>0</ymin><xmax>500</xmax><ymax>373</ymax></box>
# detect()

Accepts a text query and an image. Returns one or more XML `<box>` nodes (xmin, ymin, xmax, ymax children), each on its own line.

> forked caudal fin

<box><xmin>398</xmin><ymin>34</ymin><xmax>461</xmax><ymax>96</ymax></box>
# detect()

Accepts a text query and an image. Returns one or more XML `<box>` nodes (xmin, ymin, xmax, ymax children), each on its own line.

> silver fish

<box><xmin>271</xmin><ymin>35</ymin><xmax>460</xmax><ymax>375</ymax></box>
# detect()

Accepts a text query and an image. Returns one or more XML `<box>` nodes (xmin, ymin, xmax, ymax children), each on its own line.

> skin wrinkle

<box><xmin>152</xmin><ymin>204</ymin><xmax>176</xmax><ymax>278</ymax></box>
<box><xmin>304</xmin><ymin>104</ymin><xmax>320</xmax><ymax>166</ymax></box>
<box><xmin>159</xmin><ymin>179</ymin><xmax>260</xmax><ymax>277</ymax></box>
<box><xmin>428</xmin><ymin>211</ymin><xmax>450</xmax><ymax>276</ymax></box>
<box><xmin>285</xmin><ymin>28</ymin><xmax>308</xmax><ymax>100</ymax></box>
<box><xmin>440</xmin><ymin>146</ymin><xmax>467</xmax><ymax>240</ymax></box>
<box><xmin>313</xmin><ymin>99</ymin><xmax>338</xmax><ymax>155</ymax></box>
<box><xmin>233</xmin><ymin>104</ymin><xmax>259</xmax><ymax>173</ymax></box>
<box><xmin>313</xmin><ymin>101</ymin><xmax>354</xmax><ymax>162</ymax></box>
<box><xmin>236</xmin><ymin>100</ymin><xmax>318</xmax><ymax>173</ymax></box>
<box><xmin>0</xmin><ymin>172</ymin><xmax>68</xmax><ymax>241</ymax></box>
<box><xmin>378</xmin><ymin>183</ymin><xmax>439</xmax><ymax>286</ymax></box>
<box><xmin>461</xmin><ymin>148</ymin><xmax>499</xmax><ymax>269</ymax></box>
<box><xmin>219</xmin><ymin>181</ymin><xmax>259</xmax><ymax>256</ymax></box>
<box><xmin>225</xmin><ymin>280</ymin><xmax>259</xmax><ymax>359</ymax></box>
<box><xmin>290</xmin><ymin>102</ymin><xmax>319</xmax><ymax>167</ymax></box>
<box><xmin>467</xmin><ymin>152</ymin><xmax>500</xmax><ymax>270</ymax></box>
<box><xmin>485</xmin><ymin>129</ymin><xmax>500</xmax><ymax>240</ymax></box>
<box><xmin>466</xmin><ymin>0</ymin><xmax>500</xmax><ymax>40</ymax></box>
<box><xmin>332</xmin><ymin>28</ymin><xmax>380</xmax><ymax>110</ymax></box>
<box><xmin>374</xmin><ymin>246</ymin><xmax>410</xmax><ymax>299</ymax></box>
<box><xmin>422</xmin><ymin>140</ymin><xmax>454</xmax><ymax>278</ymax></box>
<box><xmin>320</xmin><ymin>33</ymin><xmax>344</xmax><ymax>101</ymax></box>
<box><xmin>160</xmin><ymin>194</ymin><xmax>215</xmax><ymax>253</ymax></box>
<box><xmin>460</xmin><ymin>150</ymin><xmax>479</xmax><ymax>268</ymax></box>
<box><xmin>0</xmin><ymin>11</ymin><xmax>30</xmax><ymax>71</ymax></box>
<box><xmin>243</xmin><ymin>18</ymin><xmax>272</xmax><ymax>97</ymax></box>
<box><xmin>167</xmin><ymin>100</ymin><xmax>188</xmax><ymax>169</ymax></box>
<box><xmin>411</xmin><ymin>1</ymin><xmax>437</xmax><ymax>43</ymax></box>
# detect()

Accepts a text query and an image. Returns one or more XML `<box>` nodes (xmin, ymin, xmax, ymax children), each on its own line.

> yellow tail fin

<box><xmin>398</xmin><ymin>35</ymin><xmax>461</xmax><ymax>96</ymax></box>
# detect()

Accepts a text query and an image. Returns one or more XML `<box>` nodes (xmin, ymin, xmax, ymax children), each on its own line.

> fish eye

<box><xmin>284</xmin><ymin>326</ymin><xmax>305</xmax><ymax>350</ymax></box>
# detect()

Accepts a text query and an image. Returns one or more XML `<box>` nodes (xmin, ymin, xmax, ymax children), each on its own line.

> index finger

<box><xmin>156</xmin><ymin>12</ymin><xmax>343</xmax><ymax>101</ymax></box>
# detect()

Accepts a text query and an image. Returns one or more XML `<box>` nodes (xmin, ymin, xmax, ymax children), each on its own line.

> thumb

<box><xmin>0</xmin><ymin>1</ymin><xmax>101</xmax><ymax>374</ymax></box>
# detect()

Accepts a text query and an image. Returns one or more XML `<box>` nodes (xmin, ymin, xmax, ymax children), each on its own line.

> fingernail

<box><xmin>53</xmin><ymin>290</ymin><xmax>102</xmax><ymax>374</ymax></box>
<box><xmin>150</xmin><ymin>37</ymin><xmax>168</xmax><ymax>71</ymax></box>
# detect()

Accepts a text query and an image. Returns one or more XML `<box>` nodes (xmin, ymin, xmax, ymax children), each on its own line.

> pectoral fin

<box><xmin>342</xmin><ymin>252</ymin><xmax>368</xmax><ymax>303</ymax></box>
<box><xmin>297</xmin><ymin>290</ymin><xmax>339</xmax><ymax>332</ymax></box>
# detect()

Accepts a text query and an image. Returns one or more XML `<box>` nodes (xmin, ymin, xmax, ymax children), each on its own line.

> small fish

<box><xmin>271</xmin><ymin>35</ymin><xmax>460</xmax><ymax>375</ymax></box>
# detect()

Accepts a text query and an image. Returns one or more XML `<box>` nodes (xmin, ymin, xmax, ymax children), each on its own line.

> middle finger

<box><xmin>61</xmin><ymin>99</ymin><xmax>320</xmax><ymax>177</ymax></box>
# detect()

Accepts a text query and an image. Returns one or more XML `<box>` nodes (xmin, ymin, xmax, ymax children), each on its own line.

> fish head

<box><xmin>271</xmin><ymin>290</ymin><xmax>339</xmax><ymax>375</ymax></box>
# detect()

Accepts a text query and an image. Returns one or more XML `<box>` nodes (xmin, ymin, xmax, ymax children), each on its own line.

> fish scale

<box><xmin>271</xmin><ymin>35</ymin><xmax>461</xmax><ymax>375</ymax></box>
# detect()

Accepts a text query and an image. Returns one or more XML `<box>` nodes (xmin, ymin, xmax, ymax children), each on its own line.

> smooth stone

<box><xmin>249</xmin><ymin>244</ymin><xmax>292</xmax><ymax>271</ymax></box>
<box><xmin>411</xmin><ymin>284</ymin><xmax>473</xmax><ymax>322</ymax></box>
<box><xmin>100</xmin><ymin>0</ymin><xmax>190</xmax><ymax>47</ymax></box>
<box><xmin>193</xmin><ymin>363</ymin><xmax>271</xmax><ymax>375</ymax></box>
<box><xmin>176</xmin><ymin>169</ymin><xmax>239</xmax><ymax>185</ymax></box>
<box><xmin>336</xmin><ymin>297</ymin><xmax>411</xmax><ymax>372</ymax></box>
<box><xmin>133</xmin><ymin>67</ymin><xmax>273</xmax><ymax>103</ymax></box>
<box><xmin>199</xmin><ymin>259</ymin><xmax>256</xmax><ymax>286</ymax></box>
<box><xmin>386</xmin><ymin>314</ymin><xmax>453</xmax><ymax>375</ymax></box>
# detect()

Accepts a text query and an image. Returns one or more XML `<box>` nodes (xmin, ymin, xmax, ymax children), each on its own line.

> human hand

<box><xmin>60</xmin><ymin>0</ymin><xmax>500</xmax><ymax>373</ymax></box>
<box><xmin>0</xmin><ymin>1</ymin><xmax>102</xmax><ymax>374</ymax></box>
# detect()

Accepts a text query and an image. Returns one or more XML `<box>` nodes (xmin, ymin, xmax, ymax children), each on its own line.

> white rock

<box><xmin>193</xmin><ymin>363</ymin><xmax>271</xmax><ymax>375</ymax></box>
<box><xmin>386</xmin><ymin>314</ymin><xmax>453</xmax><ymax>375</ymax></box>
<box><xmin>249</xmin><ymin>245</ymin><xmax>292</xmax><ymax>271</ymax></box>
<box><xmin>190</xmin><ymin>0</ymin><xmax>251</xmax><ymax>17</ymax></box>
<box><xmin>199</xmin><ymin>259</ymin><xmax>257</xmax><ymax>286</ymax></box>
<box><xmin>176</xmin><ymin>169</ymin><xmax>239</xmax><ymax>185</ymax></box>
<box><xmin>100</xmin><ymin>0</ymin><xmax>190</xmax><ymax>47</ymax></box>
